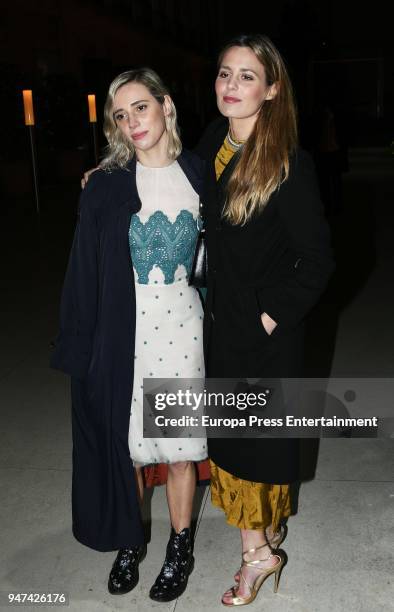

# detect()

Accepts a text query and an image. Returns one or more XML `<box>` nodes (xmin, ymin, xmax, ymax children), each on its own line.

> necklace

<box><xmin>226</xmin><ymin>129</ymin><xmax>244</xmax><ymax>150</ymax></box>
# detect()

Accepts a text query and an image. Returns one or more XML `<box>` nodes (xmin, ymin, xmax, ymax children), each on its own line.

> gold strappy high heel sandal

<box><xmin>222</xmin><ymin>542</ymin><xmax>284</xmax><ymax>607</ymax></box>
<box><xmin>265</xmin><ymin>524</ymin><xmax>286</xmax><ymax>549</ymax></box>
<box><xmin>233</xmin><ymin>524</ymin><xmax>286</xmax><ymax>584</ymax></box>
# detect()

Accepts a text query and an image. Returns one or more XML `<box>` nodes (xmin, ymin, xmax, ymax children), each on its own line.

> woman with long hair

<box><xmin>195</xmin><ymin>34</ymin><xmax>334</xmax><ymax>606</ymax></box>
<box><xmin>51</xmin><ymin>68</ymin><xmax>206</xmax><ymax>602</ymax></box>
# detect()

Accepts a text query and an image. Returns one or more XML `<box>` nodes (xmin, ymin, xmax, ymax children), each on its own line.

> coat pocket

<box><xmin>240</xmin><ymin>288</ymin><xmax>272</xmax><ymax>343</ymax></box>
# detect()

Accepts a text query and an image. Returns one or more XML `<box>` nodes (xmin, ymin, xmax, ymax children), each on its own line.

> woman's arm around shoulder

<box><xmin>79</xmin><ymin>167</ymin><xmax>110</xmax><ymax>210</ymax></box>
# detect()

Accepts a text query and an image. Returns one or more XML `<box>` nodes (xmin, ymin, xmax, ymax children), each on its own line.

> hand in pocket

<box><xmin>260</xmin><ymin>312</ymin><xmax>277</xmax><ymax>335</ymax></box>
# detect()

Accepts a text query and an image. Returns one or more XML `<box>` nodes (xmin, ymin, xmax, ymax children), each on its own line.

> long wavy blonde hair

<box><xmin>220</xmin><ymin>35</ymin><xmax>298</xmax><ymax>225</ymax></box>
<box><xmin>101</xmin><ymin>68</ymin><xmax>182</xmax><ymax>170</ymax></box>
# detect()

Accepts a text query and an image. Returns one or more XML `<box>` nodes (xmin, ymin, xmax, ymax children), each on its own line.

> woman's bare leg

<box><xmin>135</xmin><ymin>466</ymin><xmax>144</xmax><ymax>504</ymax></box>
<box><xmin>222</xmin><ymin>528</ymin><xmax>279</xmax><ymax>603</ymax></box>
<box><xmin>166</xmin><ymin>461</ymin><xmax>196</xmax><ymax>532</ymax></box>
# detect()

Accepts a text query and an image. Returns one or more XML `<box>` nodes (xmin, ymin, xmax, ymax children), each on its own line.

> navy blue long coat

<box><xmin>51</xmin><ymin>150</ymin><xmax>204</xmax><ymax>552</ymax></box>
<box><xmin>196</xmin><ymin>118</ymin><xmax>335</xmax><ymax>483</ymax></box>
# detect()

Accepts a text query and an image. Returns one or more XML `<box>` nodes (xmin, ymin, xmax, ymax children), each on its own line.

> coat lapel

<box><xmin>203</xmin><ymin>119</ymin><xmax>242</xmax><ymax>215</ymax></box>
<box><xmin>123</xmin><ymin>157</ymin><xmax>142</xmax><ymax>212</ymax></box>
<box><xmin>216</xmin><ymin>147</ymin><xmax>242</xmax><ymax>213</ymax></box>
<box><xmin>176</xmin><ymin>150</ymin><xmax>204</xmax><ymax>198</ymax></box>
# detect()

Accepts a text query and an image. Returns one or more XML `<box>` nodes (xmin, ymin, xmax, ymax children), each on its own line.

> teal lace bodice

<box><xmin>129</xmin><ymin>209</ymin><xmax>198</xmax><ymax>284</ymax></box>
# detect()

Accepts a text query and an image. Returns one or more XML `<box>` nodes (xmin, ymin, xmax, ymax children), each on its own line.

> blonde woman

<box><xmin>195</xmin><ymin>34</ymin><xmax>334</xmax><ymax>606</ymax></box>
<box><xmin>51</xmin><ymin>68</ymin><xmax>206</xmax><ymax>602</ymax></box>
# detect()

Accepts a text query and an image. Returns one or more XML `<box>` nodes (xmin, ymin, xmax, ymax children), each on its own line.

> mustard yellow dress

<box><xmin>210</xmin><ymin>133</ymin><xmax>291</xmax><ymax>532</ymax></box>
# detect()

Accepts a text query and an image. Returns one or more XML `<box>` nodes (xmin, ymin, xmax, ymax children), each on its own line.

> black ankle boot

<box><xmin>149</xmin><ymin>527</ymin><xmax>194</xmax><ymax>602</ymax></box>
<box><xmin>108</xmin><ymin>545</ymin><xmax>145</xmax><ymax>595</ymax></box>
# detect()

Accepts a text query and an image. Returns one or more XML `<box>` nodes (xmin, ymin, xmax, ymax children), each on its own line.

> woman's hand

<box><xmin>261</xmin><ymin>312</ymin><xmax>277</xmax><ymax>335</ymax></box>
<box><xmin>81</xmin><ymin>167</ymin><xmax>99</xmax><ymax>189</ymax></box>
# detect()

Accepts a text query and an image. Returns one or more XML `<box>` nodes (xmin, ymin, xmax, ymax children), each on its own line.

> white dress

<box><xmin>128</xmin><ymin>161</ymin><xmax>207</xmax><ymax>466</ymax></box>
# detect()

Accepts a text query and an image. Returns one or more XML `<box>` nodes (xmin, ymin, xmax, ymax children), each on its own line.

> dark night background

<box><xmin>0</xmin><ymin>5</ymin><xmax>393</xmax><ymax>608</ymax></box>
<box><xmin>1</xmin><ymin>0</ymin><xmax>393</xmax><ymax>377</ymax></box>
<box><xmin>1</xmin><ymin>0</ymin><xmax>393</xmax><ymax>198</ymax></box>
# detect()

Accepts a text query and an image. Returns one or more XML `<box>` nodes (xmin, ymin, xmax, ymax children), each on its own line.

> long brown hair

<box><xmin>219</xmin><ymin>34</ymin><xmax>298</xmax><ymax>224</ymax></box>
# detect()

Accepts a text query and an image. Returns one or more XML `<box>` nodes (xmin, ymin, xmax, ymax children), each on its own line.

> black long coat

<box><xmin>51</xmin><ymin>150</ymin><xmax>204</xmax><ymax>551</ymax></box>
<box><xmin>196</xmin><ymin>118</ymin><xmax>335</xmax><ymax>484</ymax></box>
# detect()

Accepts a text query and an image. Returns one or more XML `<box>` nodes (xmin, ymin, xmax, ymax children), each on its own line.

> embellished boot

<box><xmin>108</xmin><ymin>545</ymin><xmax>145</xmax><ymax>595</ymax></box>
<box><xmin>149</xmin><ymin>527</ymin><xmax>194</xmax><ymax>602</ymax></box>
